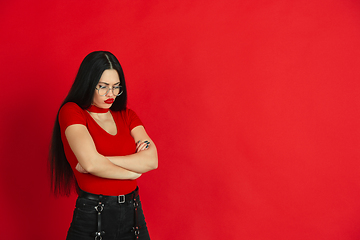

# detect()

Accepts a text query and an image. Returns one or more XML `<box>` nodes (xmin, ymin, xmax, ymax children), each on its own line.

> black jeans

<box><xmin>66</xmin><ymin>189</ymin><xmax>150</xmax><ymax>240</ymax></box>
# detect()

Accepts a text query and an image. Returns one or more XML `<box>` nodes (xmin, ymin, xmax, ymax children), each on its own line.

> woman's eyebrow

<box><xmin>98</xmin><ymin>81</ymin><xmax>120</xmax><ymax>85</ymax></box>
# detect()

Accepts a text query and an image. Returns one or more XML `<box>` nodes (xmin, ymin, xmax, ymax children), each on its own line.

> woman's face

<box><xmin>92</xmin><ymin>69</ymin><xmax>121</xmax><ymax>109</ymax></box>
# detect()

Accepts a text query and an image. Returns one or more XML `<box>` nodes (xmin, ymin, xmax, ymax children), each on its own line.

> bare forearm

<box><xmin>83</xmin><ymin>155</ymin><xmax>141</xmax><ymax>180</ymax></box>
<box><xmin>107</xmin><ymin>149</ymin><xmax>158</xmax><ymax>174</ymax></box>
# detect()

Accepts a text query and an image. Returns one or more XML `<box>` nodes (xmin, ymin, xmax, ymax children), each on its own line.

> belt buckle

<box><xmin>118</xmin><ymin>195</ymin><xmax>125</xmax><ymax>204</ymax></box>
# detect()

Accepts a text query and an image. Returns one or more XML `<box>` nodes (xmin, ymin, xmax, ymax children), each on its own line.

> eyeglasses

<box><xmin>95</xmin><ymin>85</ymin><xmax>123</xmax><ymax>96</ymax></box>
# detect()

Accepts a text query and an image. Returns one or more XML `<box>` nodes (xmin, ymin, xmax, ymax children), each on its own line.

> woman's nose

<box><xmin>106</xmin><ymin>87</ymin><xmax>115</xmax><ymax>97</ymax></box>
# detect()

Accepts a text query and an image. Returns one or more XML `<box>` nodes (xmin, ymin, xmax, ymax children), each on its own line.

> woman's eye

<box><xmin>114</xmin><ymin>86</ymin><xmax>121</xmax><ymax>89</ymax></box>
<box><xmin>98</xmin><ymin>85</ymin><xmax>107</xmax><ymax>89</ymax></box>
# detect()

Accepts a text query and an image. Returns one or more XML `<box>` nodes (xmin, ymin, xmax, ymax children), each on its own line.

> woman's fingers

<box><xmin>136</xmin><ymin>140</ymin><xmax>150</xmax><ymax>152</ymax></box>
<box><xmin>136</xmin><ymin>140</ymin><xmax>150</xmax><ymax>149</ymax></box>
<box><xmin>136</xmin><ymin>140</ymin><xmax>141</xmax><ymax>149</ymax></box>
<box><xmin>137</xmin><ymin>144</ymin><xmax>148</xmax><ymax>152</ymax></box>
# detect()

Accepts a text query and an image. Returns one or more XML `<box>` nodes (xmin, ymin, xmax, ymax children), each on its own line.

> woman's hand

<box><xmin>136</xmin><ymin>140</ymin><xmax>150</xmax><ymax>153</ymax></box>
<box><xmin>76</xmin><ymin>163</ymin><xmax>88</xmax><ymax>173</ymax></box>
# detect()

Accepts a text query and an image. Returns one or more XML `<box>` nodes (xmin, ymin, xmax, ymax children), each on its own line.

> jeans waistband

<box><xmin>79</xmin><ymin>187</ymin><xmax>139</xmax><ymax>204</ymax></box>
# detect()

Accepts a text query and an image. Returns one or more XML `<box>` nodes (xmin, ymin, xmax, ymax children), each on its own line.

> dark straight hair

<box><xmin>49</xmin><ymin>51</ymin><xmax>128</xmax><ymax>196</ymax></box>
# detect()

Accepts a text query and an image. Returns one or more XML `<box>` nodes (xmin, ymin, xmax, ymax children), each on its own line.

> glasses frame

<box><xmin>95</xmin><ymin>85</ymin><xmax>123</xmax><ymax>97</ymax></box>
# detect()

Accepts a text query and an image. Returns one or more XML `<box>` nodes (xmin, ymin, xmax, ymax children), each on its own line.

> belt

<box><xmin>79</xmin><ymin>187</ymin><xmax>139</xmax><ymax>204</ymax></box>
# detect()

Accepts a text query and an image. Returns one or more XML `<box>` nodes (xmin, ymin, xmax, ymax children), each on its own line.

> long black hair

<box><xmin>49</xmin><ymin>51</ymin><xmax>128</xmax><ymax>196</ymax></box>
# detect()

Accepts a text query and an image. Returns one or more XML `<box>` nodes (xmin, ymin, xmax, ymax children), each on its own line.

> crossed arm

<box><xmin>107</xmin><ymin>125</ymin><xmax>158</xmax><ymax>174</ymax></box>
<box><xmin>65</xmin><ymin>124</ymin><xmax>158</xmax><ymax>180</ymax></box>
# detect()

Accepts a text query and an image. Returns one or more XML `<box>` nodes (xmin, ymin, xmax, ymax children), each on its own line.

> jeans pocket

<box><xmin>71</xmin><ymin>198</ymin><xmax>98</xmax><ymax>234</ymax></box>
<box><xmin>75</xmin><ymin>198</ymin><xmax>98</xmax><ymax>213</ymax></box>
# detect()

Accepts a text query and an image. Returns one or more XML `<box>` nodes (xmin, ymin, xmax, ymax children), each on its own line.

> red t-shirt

<box><xmin>59</xmin><ymin>102</ymin><xmax>143</xmax><ymax>195</ymax></box>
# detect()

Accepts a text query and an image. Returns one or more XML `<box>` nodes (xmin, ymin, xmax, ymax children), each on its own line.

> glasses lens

<box><xmin>113</xmin><ymin>86</ymin><xmax>123</xmax><ymax>96</ymax></box>
<box><xmin>98</xmin><ymin>86</ymin><xmax>108</xmax><ymax>96</ymax></box>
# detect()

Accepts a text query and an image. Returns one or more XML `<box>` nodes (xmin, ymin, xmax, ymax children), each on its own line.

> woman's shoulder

<box><xmin>61</xmin><ymin>102</ymin><xmax>82</xmax><ymax>111</ymax></box>
<box><xmin>59</xmin><ymin>102</ymin><xmax>87</xmax><ymax>124</ymax></box>
<box><xmin>113</xmin><ymin>107</ymin><xmax>143</xmax><ymax>128</ymax></box>
<box><xmin>60</xmin><ymin>102</ymin><xmax>86</xmax><ymax>115</ymax></box>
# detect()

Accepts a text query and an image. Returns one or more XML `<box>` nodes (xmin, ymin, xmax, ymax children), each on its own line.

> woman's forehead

<box><xmin>99</xmin><ymin>69</ymin><xmax>120</xmax><ymax>84</ymax></box>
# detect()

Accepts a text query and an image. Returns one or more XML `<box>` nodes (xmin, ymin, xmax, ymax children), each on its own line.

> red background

<box><xmin>1</xmin><ymin>0</ymin><xmax>360</xmax><ymax>239</ymax></box>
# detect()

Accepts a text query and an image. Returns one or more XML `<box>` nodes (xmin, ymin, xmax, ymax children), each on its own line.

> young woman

<box><xmin>49</xmin><ymin>51</ymin><xmax>158</xmax><ymax>240</ymax></box>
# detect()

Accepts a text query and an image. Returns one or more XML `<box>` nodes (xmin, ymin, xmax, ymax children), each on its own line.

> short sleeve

<box><xmin>126</xmin><ymin>108</ymin><xmax>143</xmax><ymax>130</ymax></box>
<box><xmin>58</xmin><ymin>102</ymin><xmax>87</xmax><ymax>131</ymax></box>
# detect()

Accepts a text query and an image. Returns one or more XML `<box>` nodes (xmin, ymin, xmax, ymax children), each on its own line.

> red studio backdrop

<box><xmin>0</xmin><ymin>1</ymin><xmax>359</xmax><ymax>239</ymax></box>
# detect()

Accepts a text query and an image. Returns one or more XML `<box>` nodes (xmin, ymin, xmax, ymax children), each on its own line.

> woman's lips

<box><xmin>104</xmin><ymin>98</ymin><xmax>114</xmax><ymax>104</ymax></box>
